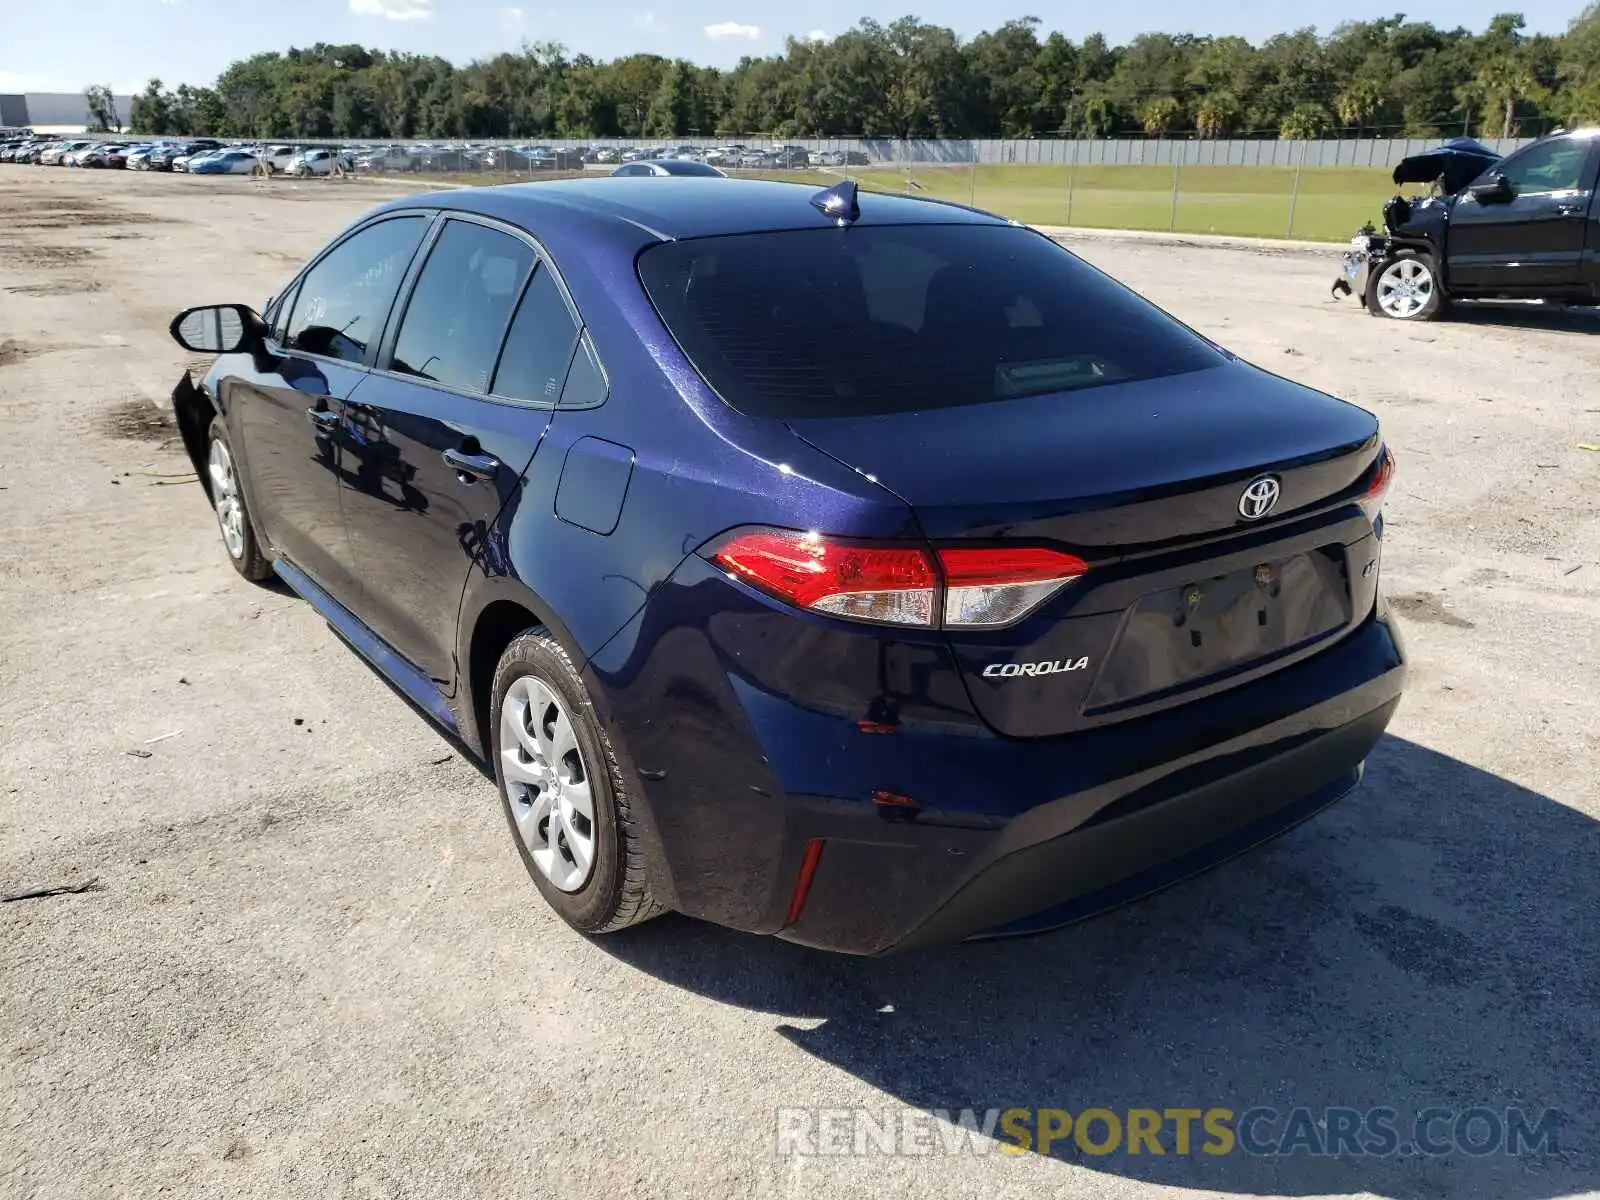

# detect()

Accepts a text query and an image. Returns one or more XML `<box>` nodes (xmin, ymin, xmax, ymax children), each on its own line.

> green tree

<box><xmin>1279</xmin><ymin>102</ymin><xmax>1331</xmax><ymax>138</ymax></box>
<box><xmin>122</xmin><ymin>11</ymin><xmax>1592</xmax><ymax>146</ymax></box>
<box><xmin>607</xmin><ymin>54</ymin><xmax>670</xmax><ymax>136</ymax></box>
<box><xmin>1032</xmin><ymin>31</ymin><xmax>1079</xmax><ymax>132</ymax></box>
<box><xmin>130</xmin><ymin>79</ymin><xmax>173</xmax><ymax>134</ymax></box>
<box><xmin>84</xmin><ymin>84</ymin><xmax>122</xmax><ymax>132</ymax></box>
<box><xmin>966</xmin><ymin>18</ymin><xmax>1044</xmax><ymax>135</ymax></box>
<box><xmin>1194</xmin><ymin>92</ymin><xmax>1237</xmax><ymax>137</ymax></box>
<box><xmin>1557</xmin><ymin>4</ymin><xmax>1600</xmax><ymax>120</ymax></box>
<box><xmin>1139</xmin><ymin>95</ymin><xmax>1180</xmax><ymax>134</ymax></box>
<box><xmin>1335</xmin><ymin>77</ymin><xmax>1387</xmax><ymax>133</ymax></box>
<box><xmin>1462</xmin><ymin>13</ymin><xmax>1543</xmax><ymax>136</ymax></box>
<box><xmin>646</xmin><ymin>60</ymin><xmax>696</xmax><ymax>136</ymax></box>
<box><xmin>882</xmin><ymin>17</ymin><xmax>972</xmax><ymax>137</ymax></box>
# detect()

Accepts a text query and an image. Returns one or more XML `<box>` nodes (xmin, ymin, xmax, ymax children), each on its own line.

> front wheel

<box><xmin>206</xmin><ymin>416</ymin><xmax>272</xmax><ymax>582</ymax></box>
<box><xmin>491</xmin><ymin>631</ymin><xmax>664</xmax><ymax>935</ymax></box>
<box><xmin>1366</xmin><ymin>252</ymin><xmax>1445</xmax><ymax>321</ymax></box>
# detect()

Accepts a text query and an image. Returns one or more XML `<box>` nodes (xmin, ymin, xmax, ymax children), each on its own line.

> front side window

<box><xmin>638</xmin><ymin>223</ymin><xmax>1224</xmax><ymax>419</ymax></box>
<box><xmin>284</xmin><ymin>215</ymin><xmax>428</xmax><ymax>365</ymax></box>
<box><xmin>389</xmin><ymin>219</ymin><xmax>536</xmax><ymax>392</ymax></box>
<box><xmin>266</xmin><ymin>281</ymin><xmax>301</xmax><ymax>343</ymax></box>
<box><xmin>1495</xmin><ymin>138</ymin><xmax>1591</xmax><ymax>195</ymax></box>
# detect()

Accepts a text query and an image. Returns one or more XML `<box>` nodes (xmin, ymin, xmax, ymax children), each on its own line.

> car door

<box><xmin>340</xmin><ymin>214</ymin><xmax>582</xmax><ymax>687</ymax></box>
<box><xmin>225</xmin><ymin>213</ymin><xmax>431</xmax><ymax>608</ymax></box>
<box><xmin>1447</xmin><ymin>135</ymin><xmax>1599</xmax><ymax>292</ymax></box>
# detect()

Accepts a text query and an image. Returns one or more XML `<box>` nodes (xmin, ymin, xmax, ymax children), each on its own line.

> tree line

<box><xmin>118</xmin><ymin>8</ymin><xmax>1600</xmax><ymax>143</ymax></box>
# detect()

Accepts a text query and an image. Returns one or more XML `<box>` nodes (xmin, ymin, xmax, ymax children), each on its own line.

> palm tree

<box><xmin>1474</xmin><ymin>55</ymin><xmax>1541</xmax><ymax>138</ymax></box>
<box><xmin>1335</xmin><ymin>78</ymin><xmax>1386</xmax><ymax>136</ymax></box>
<box><xmin>1279</xmin><ymin>103</ymin><xmax>1330</xmax><ymax>140</ymax></box>
<box><xmin>1139</xmin><ymin>95</ymin><xmax>1180</xmax><ymax>136</ymax></box>
<box><xmin>1194</xmin><ymin>92</ymin><xmax>1237</xmax><ymax>138</ymax></box>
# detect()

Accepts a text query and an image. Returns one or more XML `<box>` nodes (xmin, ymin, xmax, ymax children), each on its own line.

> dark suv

<box><xmin>1337</xmin><ymin>129</ymin><xmax>1600</xmax><ymax>319</ymax></box>
<box><xmin>169</xmin><ymin>179</ymin><xmax>1405</xmax><ymax>953</ymax></box>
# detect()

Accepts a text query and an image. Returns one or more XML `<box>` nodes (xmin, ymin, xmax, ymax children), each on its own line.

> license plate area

<box><xmin>1085</xmin><ymin>549</ymin><xmax>1351</xmax><ymax>712</ymax></box>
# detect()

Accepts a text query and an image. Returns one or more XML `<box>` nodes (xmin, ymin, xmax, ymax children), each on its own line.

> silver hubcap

<box><xmin>207</xmin><ymin>439</ymin><xmax>246</xmax><ymax>559</ymax></box>
<box><xmin>1376</xmin><ymin>259</ymin><xmax>1433</xmax><ymax>318</ymax></box>
<box><xmin>499</xmin><ymin>676</ymin><xmax>596</xmax><ymax>892</ymax></box>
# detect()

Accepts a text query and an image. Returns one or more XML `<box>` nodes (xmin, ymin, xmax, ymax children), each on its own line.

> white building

<box><xmin>0</xmin><ymin>92</ymin><xmax>138</xmax><ymax>134</ymax></box>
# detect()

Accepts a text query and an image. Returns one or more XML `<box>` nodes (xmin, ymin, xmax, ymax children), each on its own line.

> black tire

<box><xmin>490</xmin><ymin>630</ymin><xmax>664</xmax><ymax>934</ymax></box>
<box><xmin>1365</xmin><ymin>251</ymin><xmax>1446</xmax><ymax>321</ymax></box>
<box><xmin>206</xmin><ymin>415</ymin><xmax>272</xmax><ymax>583</ymax></box>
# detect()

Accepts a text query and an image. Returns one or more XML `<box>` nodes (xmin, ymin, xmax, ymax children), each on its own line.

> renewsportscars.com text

<box><xmin>776</xmin><ymin>1106</ymin><xmax>1562</xmax><ymax>1159</ymax></box>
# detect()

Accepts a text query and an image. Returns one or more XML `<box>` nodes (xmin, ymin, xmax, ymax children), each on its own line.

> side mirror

<box><xmin>168</xmin><ymin>303</ymin><xmax>261</xmax><ymax>353</ymax></box>
<box><xmin>1468</xmin><ymin>174</ymin><xmax>1513</xmax><ymax>204</ymax></box>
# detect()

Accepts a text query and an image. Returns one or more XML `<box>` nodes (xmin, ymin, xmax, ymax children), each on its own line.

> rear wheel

<box><xmin>1367</xmin><ymin>252</ymin><xmax>1444</xmax><ymax>321</ymax></box>
<box><xmin>490</xmin><ymin>630</ymin><xmax>663</xmax><ymax>934</ymax></box>
<box><xmin>206</xmin><ymin>416</ymin><xmax>271</xmax><ymax>582</ymax></box>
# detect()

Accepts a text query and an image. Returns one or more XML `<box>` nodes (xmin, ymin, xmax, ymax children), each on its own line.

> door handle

<box><xmin>306</xmin><ymin>406</ymin><xmax>340</xmax><ymax>432</ymax></box>
<box><xmin>442</xmin><ymin>447</ymin><xmax>500</xmax><ymax>482</ymax></box>
<box><xmin>1557</xmin><ymin>201</ymin><xmax>1585</xmax><ymax>216</ymax></box>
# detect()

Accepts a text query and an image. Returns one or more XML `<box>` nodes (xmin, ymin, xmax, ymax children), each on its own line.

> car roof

<box><xmin>378</xmin><ymin>177</ymin><xmax>1006</xmax><ymax>248</ymax></box>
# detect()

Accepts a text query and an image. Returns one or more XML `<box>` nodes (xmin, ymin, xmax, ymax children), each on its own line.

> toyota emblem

<box><xmin>1238</xmin><ymin>476</ymin><xmax>1281</xmax><ymax>521</ymax></box>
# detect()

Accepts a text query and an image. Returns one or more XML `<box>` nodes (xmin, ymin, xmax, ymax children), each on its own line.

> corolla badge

<box><xmin>1238</xmin><ymin>475</ymin><xmax>1282</xmax><ymax>521</ymax></box>
<box><xmin>982</xmin><ymin>658</ymin><xmax>1089</xmax><ymax>679</ymax></box>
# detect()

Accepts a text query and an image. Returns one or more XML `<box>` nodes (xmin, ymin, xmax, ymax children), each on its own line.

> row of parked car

<box><xmin>602</xmin><ymin>144</ymin><xmax>870</xmax><ymax>168</ymax></box>
<box><xmin>0</xmin><ymin>136</ymin><xmax>356</xmax><ymax>175</ymax></box>
<box><xmin>1</xmin><ymin>133</ymin><xmax>874</xmax><ymax>176</ymax></box>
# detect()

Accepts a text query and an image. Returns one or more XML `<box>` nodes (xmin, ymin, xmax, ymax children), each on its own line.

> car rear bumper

<box><xmin>889</xmin><ymin>700</ymin><xmax>1386</xmax><ymax>951</ymax></box>
<box><xmin>780</xmin><ymin>680</ymin><xmax>1399</xmax><ymax>956</ymax></box>
<box><xmin>595</xmin><ymin>589</ymin><xmax>1406</xmax><ymax>954</ymax></box>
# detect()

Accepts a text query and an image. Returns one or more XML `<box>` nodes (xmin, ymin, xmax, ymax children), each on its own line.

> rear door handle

<box><xmin>442</xmin><ymin>447</ymin><xmax>500</xmax><ymax>482</ymax></box>
<box><xmin>1557</xmin><ymin>202</ymin><xmax>1585</xmax><ymax>216</ymax></box>
<box><xmin>306</xmin><ymin>406</ymin><xmax>340</xmax><ymax>431</ymax></box>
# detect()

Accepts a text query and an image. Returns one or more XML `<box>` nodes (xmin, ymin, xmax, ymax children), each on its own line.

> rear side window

<box><xmin>491</xmin><ymin>266</ymin><xmax>580</xmax><ymax>405</ymax></box>
<box><xmin>285</xmin><ymin>215</ymin><xmax>427</xmax><ymax>365</ymax></box>
<box><xmin>558</xmin><ymin>335</ymin><xmax>608</xmax><ymax>409</ymax></box>
<box><xmin>389</xmin><ymin>219</ymin><xmax>536</xmax><ymax>393</ymax></box>
<box><xmin>637</xmin><ymin>224</ymin><xmax>1223</xmax><ymax>418</ymax></box>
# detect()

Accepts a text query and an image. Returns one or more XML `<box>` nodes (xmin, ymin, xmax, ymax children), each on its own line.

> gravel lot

<box><xmin>1</xmin><ymin>168</ymin><xmax>1597</xmax><ymax>1200</ymax></box>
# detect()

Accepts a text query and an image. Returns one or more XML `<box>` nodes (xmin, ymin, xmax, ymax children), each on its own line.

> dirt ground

<box><xmin>1</xmin><ymin>168</ymin><xmax>1597</xmax><ymax>1200</ymax></box>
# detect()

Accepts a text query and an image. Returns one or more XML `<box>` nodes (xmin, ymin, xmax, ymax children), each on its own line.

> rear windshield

<box><xmin>638</xmin><ymin>223</ymin><xmax>1223</xmax><ymax>418</ymax></box>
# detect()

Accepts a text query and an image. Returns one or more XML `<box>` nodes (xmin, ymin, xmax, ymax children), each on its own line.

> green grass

<box><xmin>744</xmin><ymin>164</ymin><xmax>1394</xmax><ymax>242</ymax></box>
<box><xmin>384</xmin><ymin>163</ymin><xmax>1395</xmax><ymax>242</ymax></box>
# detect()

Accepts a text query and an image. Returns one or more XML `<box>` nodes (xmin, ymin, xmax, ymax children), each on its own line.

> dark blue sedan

<box><xmin>167</xmin><ymin>178</ymin><xmax>1405</xmax><ymax>953</ymax></box>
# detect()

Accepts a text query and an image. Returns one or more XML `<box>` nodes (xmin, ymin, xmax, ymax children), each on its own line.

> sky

<box><xmin>0</xmin><ymin>0</ymin><xmax>1589</xmax><ymax>95</ymax></box>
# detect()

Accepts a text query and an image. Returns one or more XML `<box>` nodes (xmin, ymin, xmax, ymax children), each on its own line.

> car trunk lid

<box><xmin>787</xmin><ymin>362</ymin><xmax>1385</xmax><ymax>738</ymax></box>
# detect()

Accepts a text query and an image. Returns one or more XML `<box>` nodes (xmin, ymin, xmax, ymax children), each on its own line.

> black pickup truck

<box><xmin>1334</xmin><ymin>129</ymin><xmax>1600</xmax><ymax>320</ymax></box>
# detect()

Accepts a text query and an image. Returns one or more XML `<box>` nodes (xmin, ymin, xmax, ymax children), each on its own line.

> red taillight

<box><xmin>1359</xmin><ymin>445</ymin><xmax>1395</xmax><ymax>523</ymax></box>
<box><xmin>711</xmin><ymin>528</ymin><xmax>938</xmax><ymax>626</ymax></box>
<box><xmin>939</xmin><ymin>546</ymin><xmax>1087</xmax><ymax>628</ymax></box>
<box><xmin>709</xmin><ymin>528</ymin><xmax>1087</xmax><ymax>629</ymax></box>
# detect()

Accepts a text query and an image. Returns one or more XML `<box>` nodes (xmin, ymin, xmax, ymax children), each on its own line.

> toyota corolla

<box><xmin>167</xmin><ymin>178</ymin><xmax>1405</xmax><ymax>954</ymax></box>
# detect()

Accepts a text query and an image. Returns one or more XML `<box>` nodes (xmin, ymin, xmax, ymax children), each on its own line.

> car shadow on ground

<box><xmin>599</xmin><ymin>735</ymin><xmax>1599</xmax><ymax>1198</ymax></box>
<box><xmin>1448</xmin><ymin>302</ymin><xmax>1600</xmax><ymax>334</ymax></box>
